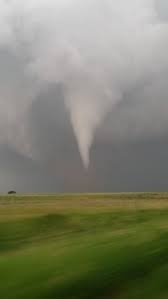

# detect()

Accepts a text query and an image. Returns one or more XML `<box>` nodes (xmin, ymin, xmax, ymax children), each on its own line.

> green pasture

<box><xmin>0</xmin><ymin>193</ymin><xmax>168</xmax><ymax>298</ymax></box>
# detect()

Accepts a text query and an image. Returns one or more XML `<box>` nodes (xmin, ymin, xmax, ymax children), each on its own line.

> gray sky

<box><xmin>0</xmin><ymin>0</ymin><xmax>168</xmax><ymax>192</ymax></box>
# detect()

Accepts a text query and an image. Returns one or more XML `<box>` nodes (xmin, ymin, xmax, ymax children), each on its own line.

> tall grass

<box><xmin>0</xmin><ymin>194</ymin><xmax>168</xmax><ymax>298</ymax></box>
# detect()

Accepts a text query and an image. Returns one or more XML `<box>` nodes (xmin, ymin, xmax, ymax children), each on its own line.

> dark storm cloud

<box><xmin>0</xmin><ymin>1</ymin><xmax>168</xmax><ymax>192</ymax></box>
<box><xmin>90</xmin><ymin>137</ymin><xmax>168</xmax><ymax>192</ymax></box>
<box><xmin>156</xmin><ymin>0</ymin><xmax>168</xmax><ymax>21</ymax></box>
<box><xmin>98</xmin><ymin>72</ymin><xmax>168</xmax><ymax>144</ymax></box>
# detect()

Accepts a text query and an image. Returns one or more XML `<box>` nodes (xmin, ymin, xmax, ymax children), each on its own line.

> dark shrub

<box><xmin>8</xmin><ymin>191</ymin><xmax>16</xmax><ymax>194</ymax></box>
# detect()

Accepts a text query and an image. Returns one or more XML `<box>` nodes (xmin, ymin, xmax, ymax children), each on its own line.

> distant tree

<box><xmin>8</xmin><ymin>191</ymin><xmax>16</xmax><ymax>194</ymax></box>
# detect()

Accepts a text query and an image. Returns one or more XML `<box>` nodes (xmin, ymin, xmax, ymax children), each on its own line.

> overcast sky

<box><xmin>0</xmin><ymin>0</ymin><xmax>168</xmax><ymax>193</ymax></box>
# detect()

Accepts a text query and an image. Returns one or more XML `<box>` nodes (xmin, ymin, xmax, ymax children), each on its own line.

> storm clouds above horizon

<box><xmin>0</xmin><ymin>0</ymin><xmax>168</xmax><ymax>192</ymax></box>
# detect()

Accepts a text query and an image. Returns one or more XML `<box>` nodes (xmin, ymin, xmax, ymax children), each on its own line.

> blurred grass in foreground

<box><xmin>0</xmin><ymin>193</ymin><xmax>168</xmax><ymax>298</ymax></box>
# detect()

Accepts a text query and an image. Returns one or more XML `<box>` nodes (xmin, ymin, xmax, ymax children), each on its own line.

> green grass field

<box><xmin>1</xmin><ymin>193</ymin><xmax>168</xmax><ymax>299</ymax></box>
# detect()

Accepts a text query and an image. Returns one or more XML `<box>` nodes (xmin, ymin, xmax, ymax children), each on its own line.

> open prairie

<box><xmin>1</xmin><ymin>193</ymin><xmax>168</xmax><ymax>299</ymax></box>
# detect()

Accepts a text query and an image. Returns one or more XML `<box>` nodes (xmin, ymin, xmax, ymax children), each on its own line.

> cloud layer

<box><xmin>0</xmin><ymin>0</ymin><xmax>168</xmax><ymax>191</ymax></box>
